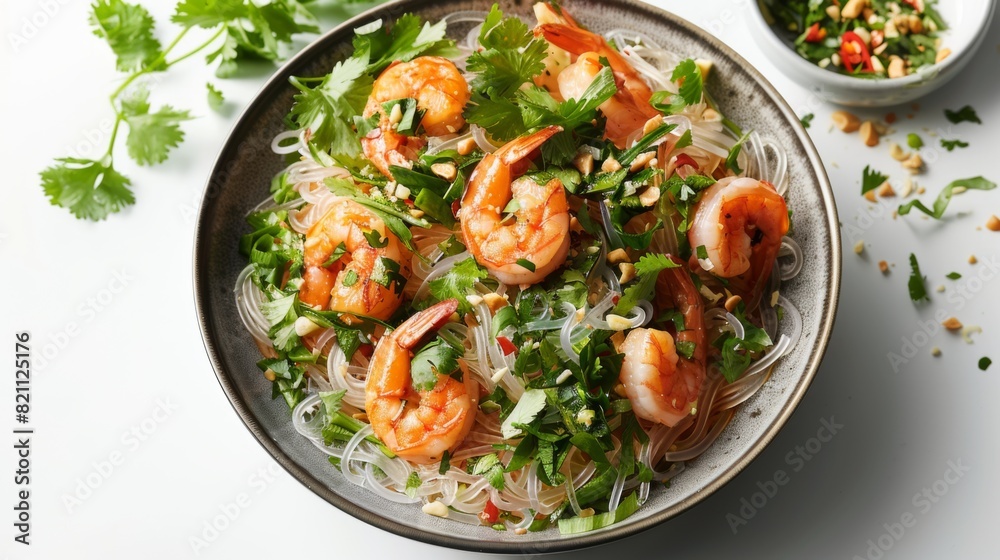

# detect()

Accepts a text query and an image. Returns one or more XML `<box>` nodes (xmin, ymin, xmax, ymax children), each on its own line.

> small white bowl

<box><xmin>748</xmin><ymin>0</ymin><xmax>997</xmax><ymax>107</ymax></box>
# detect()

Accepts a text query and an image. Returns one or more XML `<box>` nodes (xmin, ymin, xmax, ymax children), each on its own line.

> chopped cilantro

<box><xmin>940</xmin><ymin>138</ymin><xmax>969</xmax><ymax>151</ymax></box>
<box><xmin>516</xmin><ymin>258</ymin><xmax>536</xmax><ymax>272</ymax></box>
<box><xmin>410</xmin><ymin>337</ymin><xmax>463</xmax><ymax>392</ymax></box>
<box><xmin>799</xmin><ymin>113</ymin><xmax>814</xmax><ymax>129</ymax></box>
<box><xmin>861</xmin><ymin>165</ymin><xmax>889</xmax><ymax>195</ymax></box>
<box><xmin>946</xmin><ymin>272</ymin><xmax>961</xmax><ymax>280</ymax></box>
<box><xmin>907</xmin><ymin>253</ymin><xmax>928</xmax><ymax>302</ymax></box>
<box><xmin>944</xmin><ymin>105</ymin><xmax>981</xmax><ymax>125</ymax></box>
<box><xmin>426</xmin><ymin>257</ymin><xmax>488</xmax><ymax>313</ymax></box>
<box><xmin>980</xmin><ymin>357</ymin><xmax>992</xmax><ymax>371</ymax></box>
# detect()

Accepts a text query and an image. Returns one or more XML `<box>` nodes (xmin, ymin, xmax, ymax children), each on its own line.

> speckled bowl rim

<box><xmin>193</xmin><ymin>0</ymin><xmax>841</xmax><ymax>553</ymax></box>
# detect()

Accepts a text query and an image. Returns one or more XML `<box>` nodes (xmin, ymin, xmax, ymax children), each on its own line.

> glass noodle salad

<box><xmin>237</xmin><ymin>2</ymin><xmax>804</xmax><ymax>534</ymax></box>
<box><xmin>762</xmin><ymin>0</ymin><xmax>948</xmax><ymax>78</ymax></box>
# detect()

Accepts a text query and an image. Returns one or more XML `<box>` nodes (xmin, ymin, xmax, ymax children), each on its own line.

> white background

<box><xmin>2</xmin><ymin>1</ymin><xmax>999</xmax><ymax>558</ymax></box>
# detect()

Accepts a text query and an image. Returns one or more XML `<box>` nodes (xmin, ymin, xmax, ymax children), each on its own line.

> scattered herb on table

<box><xmin>940</xmin><ymin>139</ymin><xmax>969</xmax><ymax>151</ymax></box>
<box><xmin>898</xmin><ymin>177</ymin><xmax>997</xmax><ymax>219</ymax></box>
<box><xmin>944</xmin><ymin>105</ymin><xmax>981</xmax><ymax>125</ymax></box>
<box><xmin>907</xmin><ymin>253</ymin><xmax>928</xmax><ymax>302</ymax></box>
<box><xmin>40</xmin><ymin>0</ymin><xmax>357</xmax><ymax>221</ymax></box>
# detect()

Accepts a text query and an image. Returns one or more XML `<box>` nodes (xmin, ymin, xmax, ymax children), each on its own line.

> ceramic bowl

<box><xmin>749</xmin><ymin>0</ymin><xmax>997</xmax><ymax>107</ymax></box>
<box><xmin>194</xmin><ymin>0</ymin><xmax>841</xmax><ymax>552</ymax></box>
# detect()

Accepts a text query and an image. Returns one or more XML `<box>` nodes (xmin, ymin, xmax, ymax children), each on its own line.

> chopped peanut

<box><xmin>864</xmin><ymin>189</ymin><xmax>877</xmax><ymax>202</ymax></box>
<box><xmin>638</xmin><ymin>186</ymin><xmax>661</xmax><ymax>206</ymax></box>
<box><xmin>878</xmin><ymin>260</ymin><xmax>889</xmax><ymax>274</ymax></box>
<box><xmin>618</xmin><ymin>262</ymin><xmax>637</xmax><ymax>284</ymax></box>
<box><xmin>457</xmin><ymin>137</ymin><xmax>477</xmax><ymax>156</ymax></box>
<box><xmin>832</xmin><ymin>110</ymin><xmax>861</xmax><ymax>132</ymax></box>
<box><xmin>935</xmin><ymin>48</ymin><xmax>952</xmax><ymax>63</ymax></box>
<box><xmin>942</xmin><ymin>317</ymin><xmax>963</xmax><ymax>331</ymax></box>
<box><xmin>724</xmin><ymin>295</ymin><xmax>742</xmax><ymax>312</ymax></box>
<box><xmin>430</xmin><ymin>162</ymin><xmax>457</xmax><ymax>181</ymax></box>
<box><xmin>483</xmin><ymin>292</ymin><xmax>508</xmax><ymax>313</ymax></box>
<box><xmin>859</xmin><ymin>120</ymin><xmax>880</xmax><ymax>146</ymax></box>
<box><xmin>986</xmin><ymin>215</ymin><xmax>1000</xmax><ymax>232</ymax></box>
<box><xmin>877</xmin><ymin>182</ymin><xmax>896</xmax><ymax>197</ymax></box>
<box><xmin>854</xmin><ymin>240</ymin><xmax>865</xmax><ymax>254</ymax></box>
<box><xmin>841</xmin><ymin>0</ymin><xmax>868</xmax><ymax>20</ymax></box>
<box><xmin>607</xmin><ymin>248</ymin><xmax>630</xmax><ymax>264</ymax></box>
<box><xmin>630</xmin><ymin>151</ymin><xmax>656</xmax><ymax>172</ymax></box>
<box><xmin>601</xmin><ymin>157</ymin><xmax>622</xmax><ymax>173</ymax></box>
<box><xmin>902</xmin><ymin>153</ymin><xmax>923</xmax><ymax>173</ymax></box>
<box><xmin>887</xmin><ymin>55</ymin><xmax>906</xmax><ymax>79</ymax></box>
<box><xmin>969</xmin><ymin>255</ymin><xmax>978</xmax><ymax>264</ymax></box>
<box><xmin>889</xmin><ymin>142</ymin><xmax>908</xmax><ymax>161</ymax></box>
<box><xmin>573</xmin><ymin>151</ymin><xmax>594</xmax><ymax>176</ymax></box>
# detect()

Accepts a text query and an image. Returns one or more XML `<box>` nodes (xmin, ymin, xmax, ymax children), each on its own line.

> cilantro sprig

<box><xmin>42</xmin><ymin>0</ymin><xmax>337</xmax><ymax>220</ymax></box>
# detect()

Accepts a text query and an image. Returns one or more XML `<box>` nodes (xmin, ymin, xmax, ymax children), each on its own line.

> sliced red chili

<box><xmin>479</xmin><ymin>500</ymin><xmax>500</xmax><ymax>525</ymax></box>
<box><xmin>902</xmin><ymin>0</ymin><xmax>922</xmax><ymax>12</ymax></box>
<box><xmin>840</xmin><ymin>31</ymin><xmax>874</xmax><ymax>73</ymax></box>
<box><xmin>804</xmin><ymin>23</ymin><xmax>827</xmax><ymax>43</ymax></box>
<box><xmin>497</xmin><ymin>336</ymin><xmax>516</xmax><ymax>355</ymax></box>
<box><xmin>674</xmin><ymin>153</ymin><xmax>698</xmax><ymax>169</ymax></box>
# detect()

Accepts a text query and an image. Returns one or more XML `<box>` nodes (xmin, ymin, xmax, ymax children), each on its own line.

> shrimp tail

<box><xmin>393</xmin><ymin>299</ymin><xmax>458</xmax><ymax>349</ymax></box>
<box><xmin>496</xmin><ymin>125</ymin><xmax>564</xmax><ymax>164</ymax></box>
<box><xmin>533</xmin><ymin>23</ymin><xmax>605</xmax><ymax>54</ymax></box>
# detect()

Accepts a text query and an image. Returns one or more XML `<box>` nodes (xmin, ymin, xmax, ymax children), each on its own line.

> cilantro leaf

<box><xmin>319</xmin><ymin>389</ymin><xmax>346</xmax><ymax>419</ymax></box>
<box><xmin>426</xmin><ymin>257</ymin><xmax>488</xmax><ymax>314</ymax></box>
<box><xmin>206</xmin><ymin>82</ymin><xmax>225</xmax><ymax>110</ymax></box>
<box><xmin>464</xmin><ymin>92</ymin><xmax>526</xmax><ymax>141</ymax></box>
<box><xmin>799</xmin><ymin>113</ymin><xmax>814</xmax><ymax>129</ymax></box>
<box><xmin>466</xmin><ymin>5</ymin><xmax>547</xmax><ymax>98</ymax></box>
<box><xmin>649</xmin><ymin>59</ymin><xmax>704</xmax><ymax>114</ymax></box>
<box><xmin>90</xmin><ymin>0</ymin><xmax>162</xmax><ymax>72</ymax></box>
<box><xmin>176</xmin><ymin>0</ymin><xmax>319</xmax><ymax>73</ymax></box>
<box><xmin>353</xmin><ymin>14</ymin><xmax>457</xmax><ymax>76</ymax></box>
<box><xmin>411</xmin><ymin>338</ymin><xmax>463</xmax><ymax>392</ymax></box>
<box><xmin>861</xmin><ymin>165</ymin><xmax>889</xmax><ymax>195</ymax></box>
<box><xmin>633</xmin><ymin>253</ymin><xmax>680</xmax><ymax>276</ymax></box>
<box><xmin>946</xmin><ymin>272</ymin><xmax>961</xmax><ymax>280</ymax></box>
<box><xmin>907</xmin><ymin>253</ymin><xmax>929</xmax><ymax>302</ymax></box>
<box><xmin>897</xmin><ymin>177</ymin><xmax>996</xmax><ymax>219</ymax></box>
<box><xmin>615</xmin><ymin>254</ymin><xmax>679</xmax><ymax>314</ymax></box>
<box><xmin>944</xmin><ymin>105</ymin><xmax>981</xmax><ymax>125</ymax></box>
<box><xmin>940</xmin><ymin>138</ymin><xmax>969</xmax><ymax>151</ymax></box>
<box><xmin>120</xmin><ymin>89</ymin><xmax>192</xmax><ymax>166</ymax></box>
<box><xmin>980</xmin><ymin>357</ymin><xmax>992</xmax><ymax>371</ymax></box>
<box><xmin>672</xmin><ymin>59</ymin><xmax>704</xmax><ymax>106</ymax></box>
<box><xmin>288</xmin><ymin>56</ymin><xmax>371</xmax><ymax>158</ymax></box>
<box><xmin>726</xmin><ymin>130</ymin><xmax>751</xmax><ymax>175</ymax></box>
<box><xmin>404</xmin><ymin>472</ymin><xmax>422</xmax><ymax>498</ymax></box>
<box><xmin>471</xmin><ymin>453</ymin><xmax>506</xmax><ymax>490</ymax></box>
<box><xmin>719</xmin><ymin>336</ymin><xmax>751</xmax><ymax>382</ymax></box>
<box><xmin>40</xmin><ymin>158</ymin><xmax>135</xmax><ymax>221</ymax></box>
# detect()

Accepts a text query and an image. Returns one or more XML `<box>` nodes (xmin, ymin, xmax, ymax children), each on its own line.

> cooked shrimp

<box><xmin>300</xmin><ymin>197</ymin><xmax>411</xmax><ymax>320</ymax></box>
<box><xmin>535</xmin><ymin>16</ymin><xmax>658</xmax><ymax>147</ymax></box>
<box><xmin>366</xmin><ymin>299</ymin><xmax>478</xmax><ymax>463</ymax></box>
<box><xmin>460</xmin><ymin>125</ymin><xmax>570</xmax><ymax>286</ymax></box>
<box><xmin>532</xmin><ymin>2</ymin><xmax>573</xmax><ymax>98</ymax></box>
<box><xmin>361</xmin><ymin>56</ymin><xmax>470</xmax><ymax>179</ymax></box>
<box><xmin>687</xmin><ymin>177</ymin><xmax>789</xmax><ymax>305</ymax></box>
<box><xmin>620</xmin><ymin>259</ymin><xmax>706</xmax><ymax>427</ymax></box>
